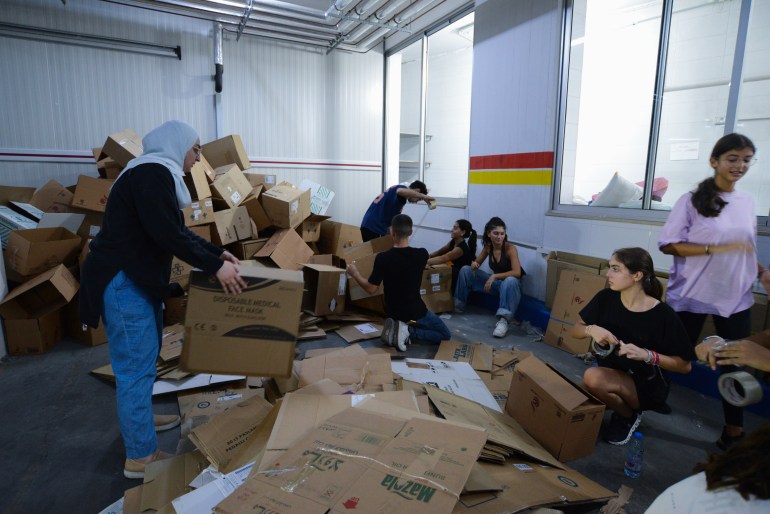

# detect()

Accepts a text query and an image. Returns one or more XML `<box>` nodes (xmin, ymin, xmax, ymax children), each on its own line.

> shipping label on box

<box><xmin>201</xmin><ymin>134</ymin><xmax>250</xmax><ymax>171</ymax></box>
<box><xmin>72</xmin><ymin>175</ymin><xmax>113</xmax><ymax>213</ymax></box>
<box><xmin>211</xmin><ymin>165</ymin><xmax>252</xmax><ymax>208</ymax></box>
<box><xmin>505</xmin><ymin>355</ymin><xmax>605</xmax><ymax>462</ymax></box>
<box><xmin>181</xmin><ymin>199</ymin><xmax>214</xmax><ymax>227</ymax></box>
<box><xmin>420</xmin><ymin>264</ymin><xmax>453</xmax><ymax>313</ymax></box>
<box><xmin>544</xmin><ymin>270</ymin><xmax>607</xmax><ymax>355</ymax></box>
<box><xmin>182</xmin><ymin>267</ymin><xmax>304</xmax><ymax>377</ymax></box>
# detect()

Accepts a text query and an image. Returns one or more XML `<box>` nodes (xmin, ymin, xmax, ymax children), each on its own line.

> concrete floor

<box><xmin>0</xmin><ymin>305</ymin><xmax>766</xmax><ymax>514</ymax></box>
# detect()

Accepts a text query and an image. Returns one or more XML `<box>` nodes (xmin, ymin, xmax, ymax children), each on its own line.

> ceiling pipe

<box><xmin>374</xmin><ymin>0</ymin><xmax>410</xmax><ymax>21</ymax></box>
<box><xmin>325</xmin><ymin>0</ymin><xmax>357</xmax><ymax>17</ymax></box>
<box><xmin>393</xmin><ymin>0</ymin><xmax>437</xmax><ymax>24</ymax></box>
<box><xmin>357</xmin><ymin>25</ymin><xmax>390</xmax><ymax>49</ymax></box>
<box><xmin>213</xmin><ymin>22</ymin><xmax>223</xmax><ymax>92</ymax></box>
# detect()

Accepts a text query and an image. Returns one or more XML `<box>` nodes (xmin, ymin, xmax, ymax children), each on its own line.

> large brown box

<box><xmin>259</xmin><ymin>183</ymin><xmax>311</xmax><ymax>229</ymax></box>
<box><xmin>98</xmin><ymin>128</ymin><xmax>143</xmax><ymax>168</ymax></box>
<box><xmin>420</xmin><ymin>264</ymin><xmax>453</xmax><ymax>313</ymax></box>
<box><xmin>544</xmin><ymin>270</ymin><xmax>607</xmax><ymax>355</ymax></box>
<box><xmin>0</xmin><ymin>264</ymin><xmax>79</xmax><ymax>320</ymax></box>
<box><xmin>4</xmin><ymin>227</ymin><xmax>81</xmax><ymax>277</ymax></box>
<box><xmin>201</xmin><ymin>134</ymin><xmax>250</xmax><ymax>170</ymax></box>
<box><xmin>5</xmin><ymin>308</ymin><xmax>62</xmax><ymax>355</ymax></box>
<box><xmin>296</xmin><ymin>214</ymin><xmax>330</xmax><ymax>243</ymax></box>
<box><xmin>30</xmin><ymin>180</ymin><xmax>73</xmax><ymax>213</ymax></box>
<box><xmin>181</xmin><ymin>199</ymin><xmax>215</xmax><ymax>227</ymax></box>
<box><xmin>210</xmin><ymin>206</ymin><xmax>251</xmax><ymax>246</ymax></box>
<box><xmin>211</xmin><ymin>165</ymin><xmax>252</xmax><ymax>208</ymax></box>
<box><xmin>505</xmin><ymin>355</ymin><xmax>605</xmax><ymax>461</ymax></box>
<box><xmin>254</xmin><ymin>229</ymin><xmax>313</xmax><ymax>271</ymax></box>
<box><xmin>317</xmin><ymin>220</ymin><xmax>362</xmax><ymax>258</ymax></box>
<box><xmin>301</xmin><ymin>263</ymin><xmax>347</xmax><ymax>316</ymax></box>
<box><xmin>184</xmin><ymin>166</ymin><xmax>212</xmax><ymax>201</ymax></box>
<box><xmin>182</xmin><ymin>267</ymin><xmax>304</xmax><ymax>377</ymax></box>
<box><xmin>545</xmin><ymin>251</ymin><xmax>608</xmax><ymax>309</ymax></box>
<box><xmin>72</xmin><ymin>175</ymin><xmax>114</xmax><ymax>213</ymax></box>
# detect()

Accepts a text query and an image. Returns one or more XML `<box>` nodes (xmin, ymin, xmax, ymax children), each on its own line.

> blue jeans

<box><xmin>409</xmin><ymin>310</ymin><xmax>451</xmax><ymax>343</ymax></box>
<box><xmin>454</xmin><ymin>265</ymin><xmax>521</xmax><ymax>322</ymax></box>
<box><xmin>102</xmin><ymin>271</ymin><xmax>163</xmax><ymax>459</ymax></box>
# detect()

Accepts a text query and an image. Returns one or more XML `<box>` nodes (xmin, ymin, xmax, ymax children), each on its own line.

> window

<box><xmin>557</xmin><ymin>0</ymin><xmax>768</xmax><ymax>222</ymax></box>
<box><xmin>385</xmin><ymin>12</ymin><xmax>474</xmax><ymax>201</ymax></box>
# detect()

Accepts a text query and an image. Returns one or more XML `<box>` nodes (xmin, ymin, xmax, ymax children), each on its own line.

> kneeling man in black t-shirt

<box><xmin>347</xmin><ymin>214</ymin><xmax>451</xmax><ymax>351</ymax></box>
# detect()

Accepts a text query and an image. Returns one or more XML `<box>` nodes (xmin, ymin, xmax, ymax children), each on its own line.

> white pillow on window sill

<box><xmin>591</xmin><ymin>172</ymin><xmax>643</xmax><ymax>207</ymax></box>
<box><xmin>617</xmin><ymin>199</ymin><xmax>672</xmax><ymax>210</ymax></box>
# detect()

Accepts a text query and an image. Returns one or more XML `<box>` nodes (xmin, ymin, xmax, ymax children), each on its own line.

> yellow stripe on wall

<box><xmin>469</xmin><ymin>169</ymin><xmax>553</xmax><ymax>185</ymax></box>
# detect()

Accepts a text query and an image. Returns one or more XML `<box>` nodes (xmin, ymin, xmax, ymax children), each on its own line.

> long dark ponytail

<box><xmin>692</xmin><ymin>133</ymin><xmax>755</xmax><ymax>217</ymax></box>
<box><xmin>612</xmin><ymin>247</ymin><xmax>663</xmax><ymax>301</ymax></box>
<box><xmin>456</xmin><ymin>219</ymin><xmax>477</xmax><ymax>257</ymax></box>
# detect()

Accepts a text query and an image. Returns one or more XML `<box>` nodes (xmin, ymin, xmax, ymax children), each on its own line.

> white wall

<box><xmin>0</xmin><ymin>0</ymin><xmax>383</xmax><ymax>226</ymax></box>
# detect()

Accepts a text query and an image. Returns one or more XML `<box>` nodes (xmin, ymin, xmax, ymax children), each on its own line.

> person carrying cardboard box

<box><xmin>347</xmin><ymin>214</ymin><xmax>450</xmax><ymax>351</ymax></box>
<box><xmin>79</xmin><ymin>121</ymin><xmax>247</xmax><ymax>480</ymax></box>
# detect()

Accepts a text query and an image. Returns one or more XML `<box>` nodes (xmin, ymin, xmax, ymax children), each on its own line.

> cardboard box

<box><xmin>72</xmin><ymin>175</ymin><xmax>114</xmax><ymax>213</ymax></box>
<box><xmin>0</xmin><ymin>264</ymin><xmax>79</xmax><ymax>319</ymax></box>
<box><xmin>244</xmin><ymin>172</ymin><xmax>276</xmax><ymax>189</ymax></box>
<box><xmin>210</xmin><ymin>206</ymin><xmax>251</xmax><ymax>246</ymax></box>
<box><xmin>218</xmin><ymin>408</ymin><xmax>487</xmax><ymax>514</ymax></box>
<box><xmin>184</xmin><ymin>165</ymin><xmax>213</xmax><ymax>201</ymax></box>
<box><xmin>96</xmin><ymin>157</ymin><xmax>122</xmax><ymax>179</ymax></box>
<box><xmin>420</xmin><ymin>264</ymin><xmax>454</xmax><ymax>313</ymax></box>
<box><xmin>181</xmin><ymin>199</ymin><xmax>215</xmax><ymax>227</ymax></box>
<box><xmin>7</xmin><ymin>201</ymin><xmax>44</xmax><ymax>222</ymax></box>
<box><xmin>295</xmin><ymin>214</ymin><xmax>330</xmax><ymax>243</ymax></box>
<box><xmin>0</xmin><ymin>205</ymin><xmax>38</xmax><ymax>249</ymax></box>
<box><xmin>434</xmin><ymin>341</ymin><xmax>494</xmax><ymax>372</ymax></box>
<box><xmin>254</xmin><ymin>228</ymin><xmax>313</xmax><ymax>270</ymax></box>
<box><xmin>98</xmin><ymin>128</ymin><xmax>143</xmax><ymax>168</ymax></box>
<box><xmin>5</xmin><ymin>308</ymin><xmax>62</xmax><ymax>355</ymax></box>
<box><xmin>201</xmin><ymin>134</ymin><xmax>250</xmax><ymax>170</ymax></box>
<box><xmin>544</xmin><ymin>270</ymin><xmax>607</xmax><ymax>355</ymax></box>
<box><xmin>299</xmin><ymin>178</ymin><xmax>335</xmax><ymax>215</ymax></box>
<box><xmin>163</xmin><ymin>294</ymin><xmax>188</xmax><ymax>325</ymax></box>
<box><xmin>259</xmin><ymin>182</ymin><xmax>311</xmax><ymax>229</ymax></box>
<box><xmin>189</xmin><ymin>224</ymin><xmax>211</xmax><ymax>242</ymax></box>
<box><xmin>191</xmin><ymin>154</ymin><xmax>216</xmax><ymax>182</ymax></box>
<box><xmin>169</xmin><ymin>257</ymin><xmax>194</xmax><ymax>289</ymax></box>
<box><xmin>4</xmin><ymin>227</ymin><xmax>81</xmax><ymax>277</ymax></box>
<box><xmin>301</xmin><ymin>263</ymin><xmax>347</xmax><ymax>315</ymax></box>
<box><xmin>505</xmin><ymin>355</ymin><xmax>605</xmax><ymax>461</ymax></box>
<box><xmin>240</xmin><ymin>189</ymin><xmax>272</xmax><ymax>231</ymax></box>
<box><xmin>30</xmin><ymin>180</ymin><xmax>73</xmax><ymax>213</ymax></box>
<box><xmin>211</xmin><ymin>165</ymin><xmax>252</xmax><ymax>208</ymax></box>
<box><xmin>316</xmin><ymin>220</ymin><xmax>362</xmax><ymax>258</ymax></box>
<box><xmin>182</xmin><ymin>267</ymin><xmax>304</xmax><ymax>377</ymax></box>
<box><xmin>227</xmin><ymin>238</ymin><xmax>268</xmax><ymax>260</ymax></box>
<box><xmin>297</xmin><ymin>345</ymin><xmax>392</xmax><ymax>388</ymax></box>
<box><xmin>545</xmin><ymin>251</ymin><xmax>608</xmax><ymax>309</ymax></box>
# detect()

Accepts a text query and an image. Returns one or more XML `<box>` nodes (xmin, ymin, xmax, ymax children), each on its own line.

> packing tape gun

<box><xmin>718</xmin><ymin>371</ymin><xmax>763</xmax><ymax>407</ymax></box>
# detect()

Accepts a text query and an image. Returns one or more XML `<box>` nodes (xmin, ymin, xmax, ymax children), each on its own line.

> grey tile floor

<box><xmin>0</xmin><ymin>306</ymin><xmax>766</xmax><ymax>513</ymax></box>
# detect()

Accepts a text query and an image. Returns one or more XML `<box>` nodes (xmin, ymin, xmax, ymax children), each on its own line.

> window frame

<box><xmin>552</xmin><ymin>0</ymin><xmax>769</xmax><ymax>229</ymax></box>
<box><xmin>383</xmin><ymin>5</ymin><xmax>475</xmax><ymax>206</ymax></box>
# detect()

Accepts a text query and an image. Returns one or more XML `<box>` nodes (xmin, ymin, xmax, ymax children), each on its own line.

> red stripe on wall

<box><xmin>470</xmin><ymin>151</ymin><xmax>554</xmax><ymax>170</ymax></box>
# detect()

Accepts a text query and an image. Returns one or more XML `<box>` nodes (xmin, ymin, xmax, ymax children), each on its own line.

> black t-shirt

<box><xmin>579</xmin><ymin>289</ymin><xmax>695</xmax><ymax>377</ymax></box>
<box><xmin>368</xmin><ymin>247</ymin><xmax>428</xmax><ymax>322</ymax></box>
<box><xmin>448</xmin><ymin>240</ymin><xmax>474</xmax><ymax>269</ymax></box>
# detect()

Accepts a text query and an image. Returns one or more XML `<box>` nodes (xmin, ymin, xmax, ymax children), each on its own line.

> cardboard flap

<box><xmin>516</xmin><ymin>357</ymin><xmax>589</xmax><ymax>411</ymax></box>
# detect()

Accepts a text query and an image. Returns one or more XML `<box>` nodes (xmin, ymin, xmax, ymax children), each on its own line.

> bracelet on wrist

<box><xmin>645</xmin><ymin>350</ymin><xmax>653</xmax><ymax>364</ymax></box>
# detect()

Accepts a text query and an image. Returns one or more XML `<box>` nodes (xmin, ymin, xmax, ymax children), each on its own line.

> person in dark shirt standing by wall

<box><xmin>360</xmin><ymin>181</ymin><xmax>435</xmax><ymax>242</ymax></box>
<box><xmin>80</xmin><ymin>120</ymin><xmax>246</xmax><ymax>479</ymax></box>
<box><xmin>347</xmin><ymin>214</ymin><xmax>450</xmax><ymax>350</ymax></box>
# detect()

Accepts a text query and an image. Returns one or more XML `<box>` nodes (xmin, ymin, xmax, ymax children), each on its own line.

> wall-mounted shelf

<box><xmin>400</xmin><ymin>160</ymin><xmax>431</xmax><ymax>169</ymax></box>
<box><xmin>400</xmin><ymin>132</ymin><xmax>432</xmax><ymax>142</ymax></box>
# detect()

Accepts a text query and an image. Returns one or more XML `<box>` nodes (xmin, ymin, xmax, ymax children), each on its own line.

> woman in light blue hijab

<box><xmin>81</xmin><ymin>120</ymin><xmax>246</xmax><ymax>479</ymax></box>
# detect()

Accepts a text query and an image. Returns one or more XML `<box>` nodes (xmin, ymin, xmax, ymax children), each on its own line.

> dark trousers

<box><xmin>676</xmin><ymin>308</ymin><xmax>751</xmax><ymax>428</ymax></box>
<box><xmin>360</xmin><ymin>227</ymin><xmax>382</xmax><ymax>242</ymax></box>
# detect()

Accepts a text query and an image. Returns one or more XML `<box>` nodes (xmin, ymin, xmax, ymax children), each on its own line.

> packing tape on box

<box><xmin>718</xmin><ymin>371</ymin><xmax>762</xmax><ymax>407</ymax></box>
<box><xmin>591</xmin><ymin>339</ymin><xmax>615</xmax><ymax>358</ymax></box>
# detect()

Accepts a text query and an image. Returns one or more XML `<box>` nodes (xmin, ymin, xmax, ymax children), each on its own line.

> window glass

<box><xmin>735</xmin><ymin>0</ymin><xmax>769</xmax><ymax>217</ymax></box>
<box><xmin>561</xmin><ymin>0</ymin><xmax>663</xmax><ymax>208</ymax></box>
<box><xmin>423</xmin><ymin>13</ymin><xmax>474</xmax><ymax>199</ymax></box>
<box><xmin>651</xmin><ymin>0</ymin><xmax>741</xmax><ymax>211</ymax></box>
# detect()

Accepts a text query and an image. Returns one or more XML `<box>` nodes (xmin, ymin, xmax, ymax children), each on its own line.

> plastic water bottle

<box><xmin>624</xmin><ymin>431</ymin><xmax>644</xmax><ymax>478</ymax></box>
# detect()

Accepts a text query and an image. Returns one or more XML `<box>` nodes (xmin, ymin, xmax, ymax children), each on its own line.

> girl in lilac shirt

<box><xmin>658</xmin><ymin>133</ymin><xmax>758</xmax><ymax>450</ymax></box>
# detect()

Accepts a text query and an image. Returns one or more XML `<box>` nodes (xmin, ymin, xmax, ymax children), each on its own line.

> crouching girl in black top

<box><xmin>570</xmin><ymin>247</ymin><xmax>695</xmax><ymax>445</ymax></box>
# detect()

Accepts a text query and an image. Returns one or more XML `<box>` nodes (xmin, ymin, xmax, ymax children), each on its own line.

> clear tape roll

<box><xmin>591</xmin><ymin>339</ymin><xmax>615</xmax><ymax>358</ymax></box>
<box><xmin>718</xmin><ymin>371</ymin><xmax>763</xmax><ymax>407</ymax></box>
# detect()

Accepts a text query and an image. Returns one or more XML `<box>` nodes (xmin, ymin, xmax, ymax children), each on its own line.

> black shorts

<box><xmin>631</xmin><ymin>368</ymin><xmax>669</xmax><ymax>411</ymax></box>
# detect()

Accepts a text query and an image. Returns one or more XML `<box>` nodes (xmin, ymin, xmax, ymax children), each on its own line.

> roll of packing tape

<box><xmin>718</xmin><ymin>371</ymin><xmax>763</xmax><ymax>407</ymax></box>
<box><xmin>591</xmin><ymin>339</ymin><xmax>615</xmax><ymax>358</ymax></box>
